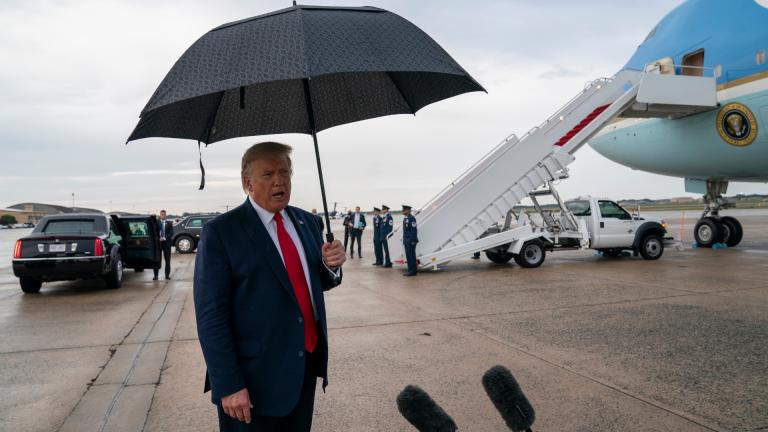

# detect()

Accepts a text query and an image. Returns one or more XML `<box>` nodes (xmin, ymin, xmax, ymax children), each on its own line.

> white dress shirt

<box><xmin>249</xmin><ymin>197</ymin><xmax>339</xmax><ymax>316</ymax></box>
<box><xmin>353</xmin><ymin>212</ymin><xmax>361</xmax><ymax>228</ymax></box>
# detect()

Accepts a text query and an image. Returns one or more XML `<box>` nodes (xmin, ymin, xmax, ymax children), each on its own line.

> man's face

<box><xmin>403</xmin><ymin>209</ymin><xmax>410</xmax><ymax>216</ymax></box>
<box><xmin>355</xmin><ymin>207</ymin><xmax>360</xmax><ymax>213</ymax></box>
<box><xmin>160</xmin><ymin>211</ymin><xmax>166</xmax><ymax>220</ymax></box>
<box><xmin>244</xmin><ymin>156</ymin><xmax>292</xmax><ymax>213</ymax></box>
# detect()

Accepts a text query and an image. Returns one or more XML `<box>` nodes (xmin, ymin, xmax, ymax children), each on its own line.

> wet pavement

<box><xmin>0</xmin><ymin>214</ymin><xmax>766</xmax><ymax>431</ymax></box>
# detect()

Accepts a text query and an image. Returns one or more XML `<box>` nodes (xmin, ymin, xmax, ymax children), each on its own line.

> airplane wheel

<box><xmin>694</xmin><ymin>217</ymin><xmax>723</xmax><ymax>248</ymax></box>
<box><xmin>514</xmin><ymin>239</ymin><xmax>546</xmax><ymax>268</ymax></box>
<box><xmin>720</xmin><ymin>216</ymin><xmax>743</xmax><ymax>247</ymax></box>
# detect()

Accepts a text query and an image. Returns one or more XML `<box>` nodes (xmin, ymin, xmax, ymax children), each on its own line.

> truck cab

<box><xmin>566</xmin><ymin>196</ymin><xmax>668</xmax><ymax>259</ymax></box>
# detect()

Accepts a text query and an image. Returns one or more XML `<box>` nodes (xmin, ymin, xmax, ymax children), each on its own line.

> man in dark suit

<box><xmin>348</xmin><ymin>206</ymin><xmax>366</xmax><ymax>259</ymax></box>
<box><xmin>154</xmin><ymin>209</ymin><xmax>173</xmax><ymax>280</ymax></box>
<box><xmin>342</xmin><ymin>209</ymin><xmax>352</xmax><ymax>253</ymax></box>
<box><xmin>194</xmin><ymin>142</ymin><xmax>346</xmax><ymax>431</ymax></box>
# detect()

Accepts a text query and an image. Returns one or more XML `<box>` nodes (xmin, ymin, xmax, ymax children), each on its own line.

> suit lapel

<box><xmin>236</xmin><ymin>200</ymin><xmax>296</xmax><ymax>302</ymax></box>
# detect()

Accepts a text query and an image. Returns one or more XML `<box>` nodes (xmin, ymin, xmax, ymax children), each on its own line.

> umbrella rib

<box><xmin>385</xmin><ymin>72</ymin><xmax>416</xmax><ymax>114</ymax></box>
<box><xmin>202</xmin><ymin>92</ymin><xmax>226</xmax><ymax>144</ymax></box>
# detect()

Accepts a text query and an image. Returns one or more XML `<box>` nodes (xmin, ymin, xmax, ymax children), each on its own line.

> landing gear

<box><xmin>694</xmin><ymin>217</ymin><xmax>723</xmax><ymax>247</ymax></box>
<box><xmin>694</xmin><ymin>180</ymin><xmax>743</xmax><ymax>248</ymax></box>
<box><xmin>720</xmin><ymin>216</ymin><xmax>743</xmax><ymax>247</ymax></box>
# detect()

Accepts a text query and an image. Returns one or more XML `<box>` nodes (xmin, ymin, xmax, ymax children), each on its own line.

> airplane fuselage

<box><xmin>590</xmin><ymin>0</ymin><xmax>768</xmax><ymax>184</ymax></box>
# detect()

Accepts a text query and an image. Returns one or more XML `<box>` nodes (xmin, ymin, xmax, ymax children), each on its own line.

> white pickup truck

<box><xmin>475</xmin><ymin>194</ymin><xmax>670</xmax><ymax>269</ymax></box>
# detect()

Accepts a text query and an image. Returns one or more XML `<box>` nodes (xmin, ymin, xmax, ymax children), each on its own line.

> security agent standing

<box><xmin>371</xmin><ymin>207</ymin><xmax>383</xmax><ymax>266</ymax></box>
<box><xmin>154</xmin><ymin>209</ymin><xmax>173</xmax><ymax>280</ymax></box>
<box><xmin>402</xmin><ymin>205</ymin><xmax>418</xmax><ymax>276</ymax></box>
<box><xmin>380</xmin><ymin>205</ymin><xmax>393</xmax><ymax>268</ymax></box>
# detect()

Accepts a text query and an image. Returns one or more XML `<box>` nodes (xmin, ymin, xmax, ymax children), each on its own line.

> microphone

<box><xmin>482</xmin><ymin>366</ymin><xmax>535</xmax><ymax>432</ymax></box>
<box><xmin>396</xmin><ymin>385</ymin><xmax>458</xmax><ymax>432</ymax></box>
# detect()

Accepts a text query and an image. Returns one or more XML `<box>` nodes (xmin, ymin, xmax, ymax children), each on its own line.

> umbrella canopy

<box><xmin>127</xmin><ymin>4</ymin><xmax>485</xmax><ymax>240</ymax></box>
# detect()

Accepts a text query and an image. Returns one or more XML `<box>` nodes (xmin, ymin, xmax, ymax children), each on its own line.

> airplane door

<box><xmin>594</xmin><ymin>200</ymin><xmax>635</xmax><ymax>248</ymax></box>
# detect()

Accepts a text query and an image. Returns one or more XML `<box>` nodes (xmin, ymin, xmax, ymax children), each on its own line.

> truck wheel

<box><xmin>639</xmin><ymin>234</ymin><xmax>664</xmax><ymax>260</ymax></box>
<box><xmin>514</xmin><ymin>239</ymin><xmax>546</xmax><ymax>268</ymax></box>
<box><xmin>694</xmin><ymin>217</ymin><xmax>723</xmax><ymax>247</ymax></box>
<box><xmin>105</xmin><ymin>259</ymin><xmax>123</xmax><ymax>289</ymax></box>
<box><xmin>720</xmin><ymin>216</ymin><xmax>743</xmax><ymax>247</ymax></box>
<box><xmin>600</xmin><ymin>248</ymin><xmax>623</xmax><ymax>258</ymax></box>
<box><xmin>20</xmin><ymin>278</ymin><xmax>42</xmax><ymax>294</ymax></box>
<box><xmin>485</xmin><ymin>250</ymin><xmax>514</xmax><ymax>264</ymax></box>
<box><xmin>175</xmin><ymin>236</ymin><xmax>195</xmax><ymax>254</ymax></box>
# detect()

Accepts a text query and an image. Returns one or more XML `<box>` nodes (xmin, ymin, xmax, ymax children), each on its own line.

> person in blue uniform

<box><xmin>402</xmin><ymin>205</ymin><xmax>418</xmax><ymax>276</ymax></box>
<box><xmin>371</xmin><ymin>207</ymin><xmax>383</xmax><ymax>266</ymax></box>
<box><xmin>380</xmin><ymin>205</ymin><xmax>393</xmax><ymax>268</ymax></box>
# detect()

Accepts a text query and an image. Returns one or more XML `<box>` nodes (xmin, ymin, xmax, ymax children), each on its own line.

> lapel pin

<box><xmin>298</xmin><ymin>220</ymin><xmax>304</xmax><ymax>225</ymax></box>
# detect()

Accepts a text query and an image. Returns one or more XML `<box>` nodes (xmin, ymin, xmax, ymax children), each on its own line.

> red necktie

<box><xmin>274</xmin><ymin>212</ymin><xmax>318</xmax><ymax>353</ymax></box>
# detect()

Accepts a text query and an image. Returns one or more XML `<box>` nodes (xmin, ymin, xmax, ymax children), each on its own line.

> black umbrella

<box><xmin>127</xmin><ymin>4</ymin><xmax>484</xmax><ymax>241</ymax></box>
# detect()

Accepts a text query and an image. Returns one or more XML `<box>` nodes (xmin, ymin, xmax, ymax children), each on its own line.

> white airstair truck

<box><xmin>387</xmin><ymin>66</ymin><xmax>718</xmax><ymax>270</ymax></box>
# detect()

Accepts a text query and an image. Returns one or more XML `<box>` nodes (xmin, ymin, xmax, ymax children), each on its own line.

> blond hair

<box><xmin>241</xmin><ymin>142</ymin><xmax>293</xmax><ymax>192</ymax></box>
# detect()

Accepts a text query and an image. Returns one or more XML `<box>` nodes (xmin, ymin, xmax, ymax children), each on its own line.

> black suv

<box><xmin>172</xmin><ymin>214</ymin><xmax>216</xmax><ymax>253</ymax></box>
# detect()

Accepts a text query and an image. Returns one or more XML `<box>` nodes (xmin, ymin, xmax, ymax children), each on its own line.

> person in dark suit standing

<box><xmin>371</xmin><ymin>207</ymin><xmax>382</xmax><ymax>265</ymax></box>
<box><xmin>342</xmin><ymin>210</ymin><xmax>353</xmax><ymax>253</ymax></box>
<box><xmin>310</xmin><ymin>208</ymin><xmax>324</xmax><ymax>233</ymax></box>
<box><xmin>154</xmin><ymin>209</ymin><xmax>173</xmax><ymax>280</ymax></box>
<box><xmin>348</xmin><ymin>206</ymin><xmax>366</xmax><ymax>259</ymax></box>
<box><xmin>379</xmin><ymin>205</ymin><xmax>393</xmax><ymax>268</ymax></box>
<box><xmin>402</xmin><ymin>205</ymin><xmax>418</xmax><ymax>277</ymax></box>
<box><xmin>194</xmin><ymin>142</ymin><xmax>346</xmax><ymax>432</ymax></box>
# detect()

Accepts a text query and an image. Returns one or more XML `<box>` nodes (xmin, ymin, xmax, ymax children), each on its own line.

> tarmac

<box><xmin>0</xmin><ymin>213</ymin><xmax>767</xmax><ymax>431</ymax></box>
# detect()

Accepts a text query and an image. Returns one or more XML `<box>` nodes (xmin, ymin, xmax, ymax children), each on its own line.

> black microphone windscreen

<box><xmin>396</xmin><ymin>385</ymin><xmax>458</xmax><ymax>432</ymax></box>
<box><xmin>482</xmin><ymin>365</ymin><xmax>535</xmax><ymax>432</ymax></box>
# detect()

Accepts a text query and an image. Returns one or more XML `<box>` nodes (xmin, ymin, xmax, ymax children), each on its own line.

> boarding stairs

<box><xmin>388</xmin><ymin>68</ymin><xmax>717</xmax><ymax>268</ymax></box>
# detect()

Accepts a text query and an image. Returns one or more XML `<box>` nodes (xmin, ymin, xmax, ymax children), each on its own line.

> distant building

<box><xmin>3</xmin><ymin>202</ymin><xmax>102</xmax><ymax>224</ymax></box>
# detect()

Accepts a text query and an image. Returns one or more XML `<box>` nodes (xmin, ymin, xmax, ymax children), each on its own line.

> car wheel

<box><xmin>514</xmin><ymin>239</ymin><xmax>546</xmax><ymax>268</ymax></box>
<box><xmin>694</xmin><ymin>217</ymin><xmax>723</xmax><ymax>247</ymax></box>
<box><xmin>105</xmin><ymin>258</ymin><xmax>123</xmax><ymax>289</ymax></box>
<box><xmin>175</xmin><ymin>236</ymin><xmax>195</xmax><ymax>254</ymax></box>
<box><xmin>639</xmin><ymin>234</ymin><xmax>664</xmax><ymax>260</ymax></box>
<box><xmin>720</xmin><ymin>216</ymin><xmax>743</xmax><ymax>247</ymax></box>
<box><xmin>20</xmin><ymin>277</ymin><xmax>42</xmax><ymax>294</ymax></box>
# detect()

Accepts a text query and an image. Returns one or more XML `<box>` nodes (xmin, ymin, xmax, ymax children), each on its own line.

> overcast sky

<box><xmin>1</xmin><ymin>0</ymin><xmax>766</xmax><ymax>215</ymax></box>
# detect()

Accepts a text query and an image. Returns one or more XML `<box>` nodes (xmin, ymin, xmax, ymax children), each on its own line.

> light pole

<box><xmin>71</xmin><ymin>193</ymin><xmax>75</xmax><ymax>211</ymax></box>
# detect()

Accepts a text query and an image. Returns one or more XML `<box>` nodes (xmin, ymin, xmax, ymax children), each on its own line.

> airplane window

<box><xmin>566</xmin><ymin>200</ymin><xmax>591</xmax><ymax>216</ymax></box>
<box><xmin>599</xmin><ymin>201</ymin><xmax>631</xmax><ymax>220</ymax></box>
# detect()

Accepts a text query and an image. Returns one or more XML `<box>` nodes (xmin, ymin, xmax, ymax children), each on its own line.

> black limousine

<box><xmin>12</xmin><ymin>213</ymin><xmax>162</xmax><ymax>293</ymax></box>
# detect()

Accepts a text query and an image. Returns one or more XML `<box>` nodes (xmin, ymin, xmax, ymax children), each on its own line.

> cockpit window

<box><xmin>643</xmin><ymin>25</ymin><xmax>658</xmax><ymax>43</ymax></box>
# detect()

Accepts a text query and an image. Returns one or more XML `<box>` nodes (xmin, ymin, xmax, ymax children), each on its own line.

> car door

<box><xmin>119</xmin><ymin>216</ymin><xmax>161</xmax><ymax>270</ymax></box>
<box><xmin>594</xmin><ymin>200</ymin><xmax>635</xmax><ymax>248</ymax></box>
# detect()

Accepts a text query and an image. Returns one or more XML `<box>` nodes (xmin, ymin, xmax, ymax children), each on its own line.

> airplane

<box><xmin>589</xmin><ymin>0</ymin><xmax>768</xmax><ymax>248</ymax></box>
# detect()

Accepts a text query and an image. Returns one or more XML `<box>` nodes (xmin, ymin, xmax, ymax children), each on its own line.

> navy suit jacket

<box><xmin>193</xmin><ymin>199</ymin><xmax>342</xmax><ymax>416</ymax></box>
